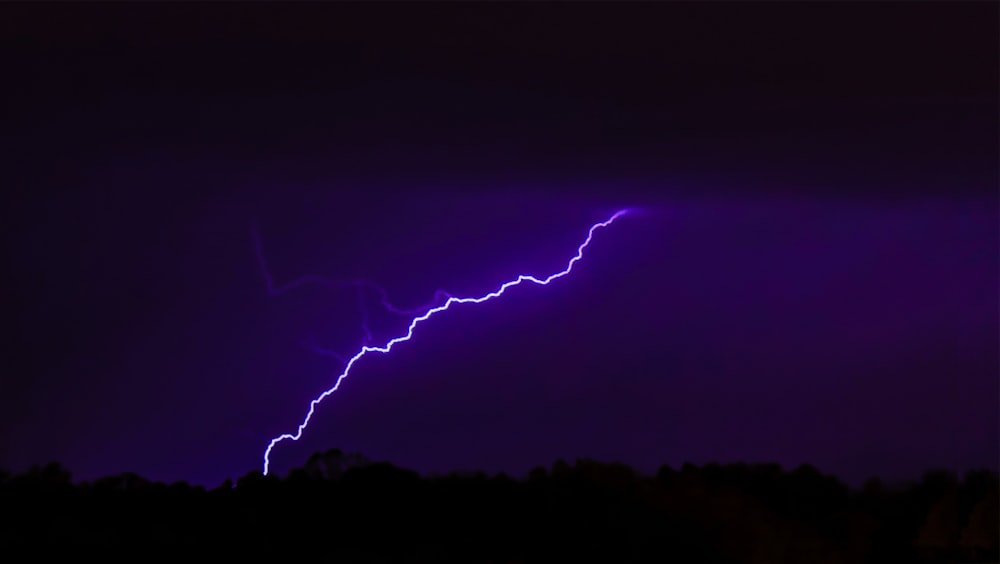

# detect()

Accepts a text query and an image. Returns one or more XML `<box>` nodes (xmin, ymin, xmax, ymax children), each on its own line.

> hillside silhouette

<box><xmin>0</xmin><ymin>450</ymin><xmax>996</xmax><ymax>562</ymax></box>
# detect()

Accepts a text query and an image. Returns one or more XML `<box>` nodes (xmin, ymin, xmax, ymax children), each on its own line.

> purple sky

<box><xmin>1</xmin><ymin>3</ymin><xmax>996</xmax><ymax>487</ymax></box>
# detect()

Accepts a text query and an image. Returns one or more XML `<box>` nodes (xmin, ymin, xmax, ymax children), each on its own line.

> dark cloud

<box><xmin>0</xmin><ymin>2</ymin><xmax>995</xmax><ymax>486</ymax></box>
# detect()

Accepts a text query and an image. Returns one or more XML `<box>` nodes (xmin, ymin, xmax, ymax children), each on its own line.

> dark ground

<box><xmin>2</xmin><ymin>452</ymin><xmax>997</xmax><ymax>562</ymax></box>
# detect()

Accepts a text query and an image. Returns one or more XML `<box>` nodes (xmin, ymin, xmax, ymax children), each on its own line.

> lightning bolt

<box><xmin>261</xmin><ymin>209</ymin><xmax>630</xmax><ymax>476</ymax></box>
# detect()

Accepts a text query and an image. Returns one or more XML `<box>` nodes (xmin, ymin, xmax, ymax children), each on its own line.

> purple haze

<box><xmin>1</xmin><ymin>3</ymin><xmax>995</xmax><ymax>488</ymax></box>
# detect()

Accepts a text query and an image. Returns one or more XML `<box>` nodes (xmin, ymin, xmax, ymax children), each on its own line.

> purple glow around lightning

<box><xmin>261</xmin><ymin>209</ymin><xmax>630</xmax><ymax>475</ymax></box>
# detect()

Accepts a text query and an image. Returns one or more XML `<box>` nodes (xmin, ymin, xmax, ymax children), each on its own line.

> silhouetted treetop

<box><xmin>0</xmin><ymin>456</ymin><xmax>995</xmax><ymax>562</ymax></box>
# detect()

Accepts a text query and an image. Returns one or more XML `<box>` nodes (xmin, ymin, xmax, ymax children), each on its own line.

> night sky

<box><xmin>1</xmin><ymin>3</ymin><xmax>996</xmax><ymax>488</ymax></box>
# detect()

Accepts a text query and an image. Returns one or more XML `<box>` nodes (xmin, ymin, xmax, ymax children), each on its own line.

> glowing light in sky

<box><xmin>260</xmin><ymin>209</ymin><xmax>630</xmax><ymax>475</ymax></box>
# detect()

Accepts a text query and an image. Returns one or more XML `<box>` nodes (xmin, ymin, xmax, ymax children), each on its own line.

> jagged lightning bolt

<box><xmin>262</xmin><ymin>209</ymin><xmax>630</xmax><ymax>475</ymax></box>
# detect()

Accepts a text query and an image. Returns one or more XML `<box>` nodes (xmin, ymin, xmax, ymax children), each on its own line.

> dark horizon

<box><xmin>7</xmin><ymin>448</ymin><xmax>999</xmax><ymax>494</ymax></box>
<box><xmin>1</xmin><ymin>3</ymin><xmax>997</xmax><ymax>490</ymax></box>
<box><xmin>4</xmin><ymin>450</ymin><xmax>998</xmax><ymax>560</ymax></box>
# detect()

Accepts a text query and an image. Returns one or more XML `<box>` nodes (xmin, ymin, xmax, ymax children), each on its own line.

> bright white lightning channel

<box><xmin>262</xmin><ymin>209</ymin><xmax>629</xmax><ymax>475</ymax></box>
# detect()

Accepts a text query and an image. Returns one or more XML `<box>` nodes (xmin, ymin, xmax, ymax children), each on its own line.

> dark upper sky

<box><xmin>1</xmin><ymin>3</ymin><xmax>996</xmax><ymax>487</ymax></box>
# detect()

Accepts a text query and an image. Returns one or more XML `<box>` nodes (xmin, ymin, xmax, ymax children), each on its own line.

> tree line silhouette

<box><xmin>1</xmin><ymin>449</ymin><xmax>996</xmax><ymax>562</ymax></box>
